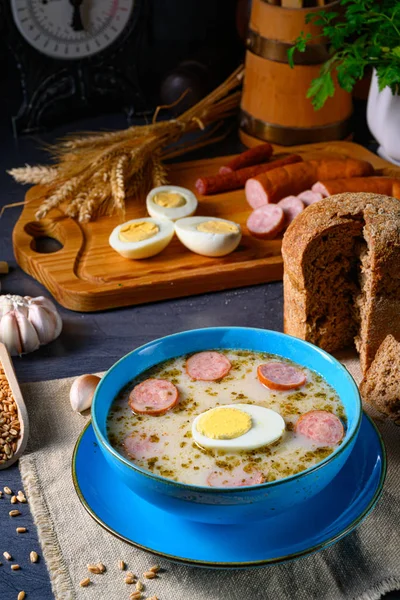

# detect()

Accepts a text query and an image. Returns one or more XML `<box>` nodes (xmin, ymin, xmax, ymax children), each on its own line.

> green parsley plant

<box><xmin>288</xmin><ymin>0</ymin><xmax>400</xmax><ymax>110</ymax></box>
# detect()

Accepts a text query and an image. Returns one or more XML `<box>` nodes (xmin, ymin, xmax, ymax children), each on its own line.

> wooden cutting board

<box><xmin>12</xmin><ymin>141</ymin><xmax>399</xmax><ymax>312</ymax></box>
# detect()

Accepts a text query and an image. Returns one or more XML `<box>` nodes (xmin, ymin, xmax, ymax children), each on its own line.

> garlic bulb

<box><xmin>0</xmin><ymin>294</ymin><xmax>62</xmax><ymax>356</ymax></box>
<box><xmin>70</xmin><ymin>374</ymin><xmax>101</xmax><ymax>413</ymax></box>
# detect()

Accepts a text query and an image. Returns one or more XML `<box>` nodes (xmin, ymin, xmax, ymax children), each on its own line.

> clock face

<box><xmin>11</xmin><ymin>0</ymin><xmax>134</xmax><ymax>60</ymax></box>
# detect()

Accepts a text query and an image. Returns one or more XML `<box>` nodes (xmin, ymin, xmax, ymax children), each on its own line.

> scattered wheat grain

<box><xmin>143</xmin><ymin>571</ymin><xmax>157</xmax><ymax>579</ymax></box>
<box><xmin>149</xmin><ymin>565</ymin><xmax>160</xmax><ymax>573</ymax></box>
<box><xmin>87</xmin><ymin>564</ymin><xmax>102</xmax><ymax>574</ymax></box>
<box><xmin>125</xmin><ymin>572</ymin><xmax>136</xmax><ymax>584</ymax></box>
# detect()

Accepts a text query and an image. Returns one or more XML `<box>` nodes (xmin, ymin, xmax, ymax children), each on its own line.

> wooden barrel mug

<box><xmin>240</xmin><ymin>0</ymin><xmax>352</xmax><ymax>147</ymax></box>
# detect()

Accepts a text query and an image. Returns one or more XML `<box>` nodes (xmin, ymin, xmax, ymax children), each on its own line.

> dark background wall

<box><xmin>0</xmin><ymin>0</ymin><xmax>247</xmax><ymax>135</ymax></box>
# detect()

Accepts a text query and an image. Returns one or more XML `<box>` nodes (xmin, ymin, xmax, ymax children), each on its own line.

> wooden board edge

<box><xmin>35</xmin><ymin>257</ymin><xmax>284</xmax><ymax>312</ymax></box>
<box><xmin>0</xmin><ymin>343</ymin><xmax>29</xmax><ymax>469</ymax></box>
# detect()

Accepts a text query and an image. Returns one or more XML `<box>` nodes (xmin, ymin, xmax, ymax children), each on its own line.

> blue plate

<box><xmin>72</xmin><ymin>414</ymin><xmax>386</xmax><ymax>568</ymax></box>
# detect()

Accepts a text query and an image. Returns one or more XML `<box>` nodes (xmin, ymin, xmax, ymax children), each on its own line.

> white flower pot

<box><xmin>367</xmin><ymin>69</ymin><xmax>400</xmax><ymax>165</ymax></box>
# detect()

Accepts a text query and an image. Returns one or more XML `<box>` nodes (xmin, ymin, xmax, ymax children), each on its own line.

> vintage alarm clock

<box><xmin>3</xmin><ymin>0</ymin><xmax>146</xmax><ymax>135</ymax></box>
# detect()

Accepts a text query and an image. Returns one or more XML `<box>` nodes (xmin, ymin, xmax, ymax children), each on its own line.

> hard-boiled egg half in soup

<box><xmin>175</xmin><ymin>216</ymin><xmax>242</xmax><ymax>257</ymax></box>
<box><xmin>192</xmin><ymin>404</ymin><xmax>285</xmax><ymax>451</ymax></box>
<box><xmin>146</xmin><ymin>186</ymin><xmax>198</xmax><ymax>222</ymax></box>
<box><xmin>109</xmin><ymin>217</ymin><xmax>174</xmax><ymax>259</ymax></box>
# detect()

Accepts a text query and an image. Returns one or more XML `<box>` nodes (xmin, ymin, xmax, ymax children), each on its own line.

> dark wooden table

<box><xmin>0</xmin><ymin>112</ymin><xmax>398</xmax><ymax>600</ymax></box>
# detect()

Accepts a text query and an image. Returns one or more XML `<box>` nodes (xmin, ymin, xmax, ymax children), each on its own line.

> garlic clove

<box><xmin>47</xmin><ymin>307</ymin><xmax>63</xmax><ymax>340</ymax></box>
<box><xmin>14</xmin><ymin>310</ymin><xmax>40</xmax><ymax>354</ymax></box>
<box><xmin>70</xmin><ymin>374</ymin><xmax>101</xmax><ymax>413</ymax></box>
<box><xmin>3</xmin><ymin>295</ymin><xmax>28</xmax><ymax>317</ymax></box>
<box><xmin>28</xmin><ymin>304</ymin><xmax>57</xmax><ymax>345</ymax></box>
<box><xmin>0</xmin><ymin>311</ymin><xmax>22</xmax><ymax>356</ymax></box>
<box><xmin>15</xmin><ymin>302</ymin><xmax>28</xmax><ymax>318</ymax></box>
<box><xmin>31</xmin><ymin>296</ymin><xmax>58</xmax><ymax>314</ymax></box>
<box><xmin>30</xmin><ymin>297</ymin><xmax>62</xmax><ymax>340</ymax></box>
<box><xmin>0</xmin><ymin>296</ymin><xmax>15</xmax><ymax>319</ymax></box>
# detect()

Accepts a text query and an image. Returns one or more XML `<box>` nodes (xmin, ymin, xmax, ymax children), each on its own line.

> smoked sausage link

<box><xmin>245</xmin><ymin>159</ymin><xmax>374</xmax><ymax>208</ymax></box>
<box><xmin>219</xmin><ymin>143</ymin><xmax>273</xmax><ymax>174</ymax></box>
<box><xmin>195</xmin><ymin>154</ymin><xmax>302</xmax><ymax>195</ymax></box>
<box><xmin>312</xmin><ymin>177</ymin><xmax>400</xmax><ymax>198</ymax></box>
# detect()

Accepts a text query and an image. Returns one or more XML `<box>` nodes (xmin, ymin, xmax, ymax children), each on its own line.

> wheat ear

<box><xmin>8</xmin><ymin>165</ymin><xmax>58</xmax><ymax>185</ymax></box>
<box><xmin>110</xmin><ymin>155</ymin><xmax>128</xmax><ymax>216</ymax></box>
<box><xmin>35</xmin><ymin>177</ymin><xmax>79</xmax><ymax>219</ymax></box>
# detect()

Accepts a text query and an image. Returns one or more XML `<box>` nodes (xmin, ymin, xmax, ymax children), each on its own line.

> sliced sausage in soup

<box><xmin>123</xmin><ymin>431</ymin><xmax>167</xmax><ymax>460</ymax></box>
<box><xmin>129</xmin><ymin>378</ymin><xmax>179</xmax><ymax>415</ymax></box>
<box><xmin>207</xmin><ymin>466</ymin><xmax>265</xmax><ymax>487</ymax></box>
<box><xmin>186</xmin><ymin>351</ymin><xmax>231</xmax><ymax>381</ymax></box>
<box><xmin>295</xmin><ymin>410</ymin><xmax>345</xmax><ymax>446</ymax></box>
<box><xmin>257</xmin><ymin>362</ymin><xmax>306</xmax><ymax>390</ymax></box>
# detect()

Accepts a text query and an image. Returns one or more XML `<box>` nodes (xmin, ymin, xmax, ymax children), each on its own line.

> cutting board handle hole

<box><xmin>31</xmin><ymin>237</ymin><xmax>63</xmax><ymax>254</ymax></box>
<box><xmin>24</xmin><ymin>221</ymin><xmax>64</xmax><ymax>254</ymax></box>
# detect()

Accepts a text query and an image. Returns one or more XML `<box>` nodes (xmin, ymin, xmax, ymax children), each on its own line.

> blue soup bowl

<box><xmin>92</xmin><ymin>327</ymin><xmax>362</xmax><ymax>524</ymax></box>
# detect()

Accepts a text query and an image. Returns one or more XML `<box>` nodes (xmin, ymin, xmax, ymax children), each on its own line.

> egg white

<box><xmin>192</xmin><ymin>403</ymin><xmax>285</xmax><ymax>451</ymax></box>
<box><xmin>174</xmin><ymin>216</ymin><xmax>242</xmax><ymax>257</ymax></box>
<box><xmin>109</xmin><ymin>217</ymin><xmax>174</xmax><ymax>259</ymax></box>
<box><xmin>146</xmin><ymin>186</ymin><xmax>198</xmax><ymax>222</ymax></box>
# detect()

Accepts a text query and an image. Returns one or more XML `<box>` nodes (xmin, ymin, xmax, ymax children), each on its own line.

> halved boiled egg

<box><xmin>109</xmin><ymin>217</ymin><xmax>174</xmax><ymax>259</ymax></box>
<box><xmin>192</xmin><ymin>403</ymin><xmax>285</xmax><ymax>451</ymax></box>
<box><xmin>146</xmin><ymin>186</ymin><xmax>198</xmax><ymax>222</ymax></box>
<box><xmin>174</xmin><ymin>216</ymin><xmax>242</xmax><ymax>257</ymax></box>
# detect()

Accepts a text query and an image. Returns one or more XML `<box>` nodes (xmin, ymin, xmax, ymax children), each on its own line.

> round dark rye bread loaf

<box><xmin>281</xmin><ymin>192</ymin><xmax>400</xmax><ymax>375</ymax></box>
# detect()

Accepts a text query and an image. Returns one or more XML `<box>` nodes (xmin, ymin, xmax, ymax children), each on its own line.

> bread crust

<box><xmin>360</xmin><ymin>334</ymin><xmax>400</xmax><ymax>422</ymax></box>
<box><xmin>282</xmin><ymin>193</ymin><xmax>400</xmax><ymax>373</ymax></box>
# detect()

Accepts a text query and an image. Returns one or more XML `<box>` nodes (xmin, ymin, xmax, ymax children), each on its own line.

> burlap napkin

<box><xmin>19</xmin><ymin>354</ymin><xmax>400</xmax><ymax>600</ymax></box>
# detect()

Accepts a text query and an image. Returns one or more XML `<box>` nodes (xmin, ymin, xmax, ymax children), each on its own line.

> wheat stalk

<box><xmin>8</xmin><ymin>165</ymin><xmax>58</xmax><ymax>185</ymax></box>
<box><xmin>110</xmin><ymin>154</ymin><xmax>128</xmax><ymax>216</ymax></box>
<box><xmin>64</xmin><ymin>192</ymin><xmax>88</xmax><ymax>218</ymax></box>
<box><xmin>35</xmin><ymin>177</ymin><xmax>79</xmax><ymax>219</ymax></box>
<box><xmin>151</xmin><ymin>153</ymin><xmax>168</xmax><ymax>188</ymax></box>
<box><xmin>9</xmin><ymin>65</ymin><xmax>244</xmax><ymax>222</ymax></box>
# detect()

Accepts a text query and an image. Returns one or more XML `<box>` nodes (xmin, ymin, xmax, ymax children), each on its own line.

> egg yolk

<box><xmin>196</xmin><ymin>220</ymin><xmax>238</xmax><ymax>235</ymax></box>
<box><xmin>119</xmin><ymin>222</ymin><xmax>159</xmax><ymax>243</ymax></box>
<box><xmin>196</xmin><ymin>407</ymin><xmax>252</xmax><ymax>440</ymax></box>
<box><xmin>153</xmin><ymin>192</ymin><xmax>186</xmax><ymax>208</ymax></box>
